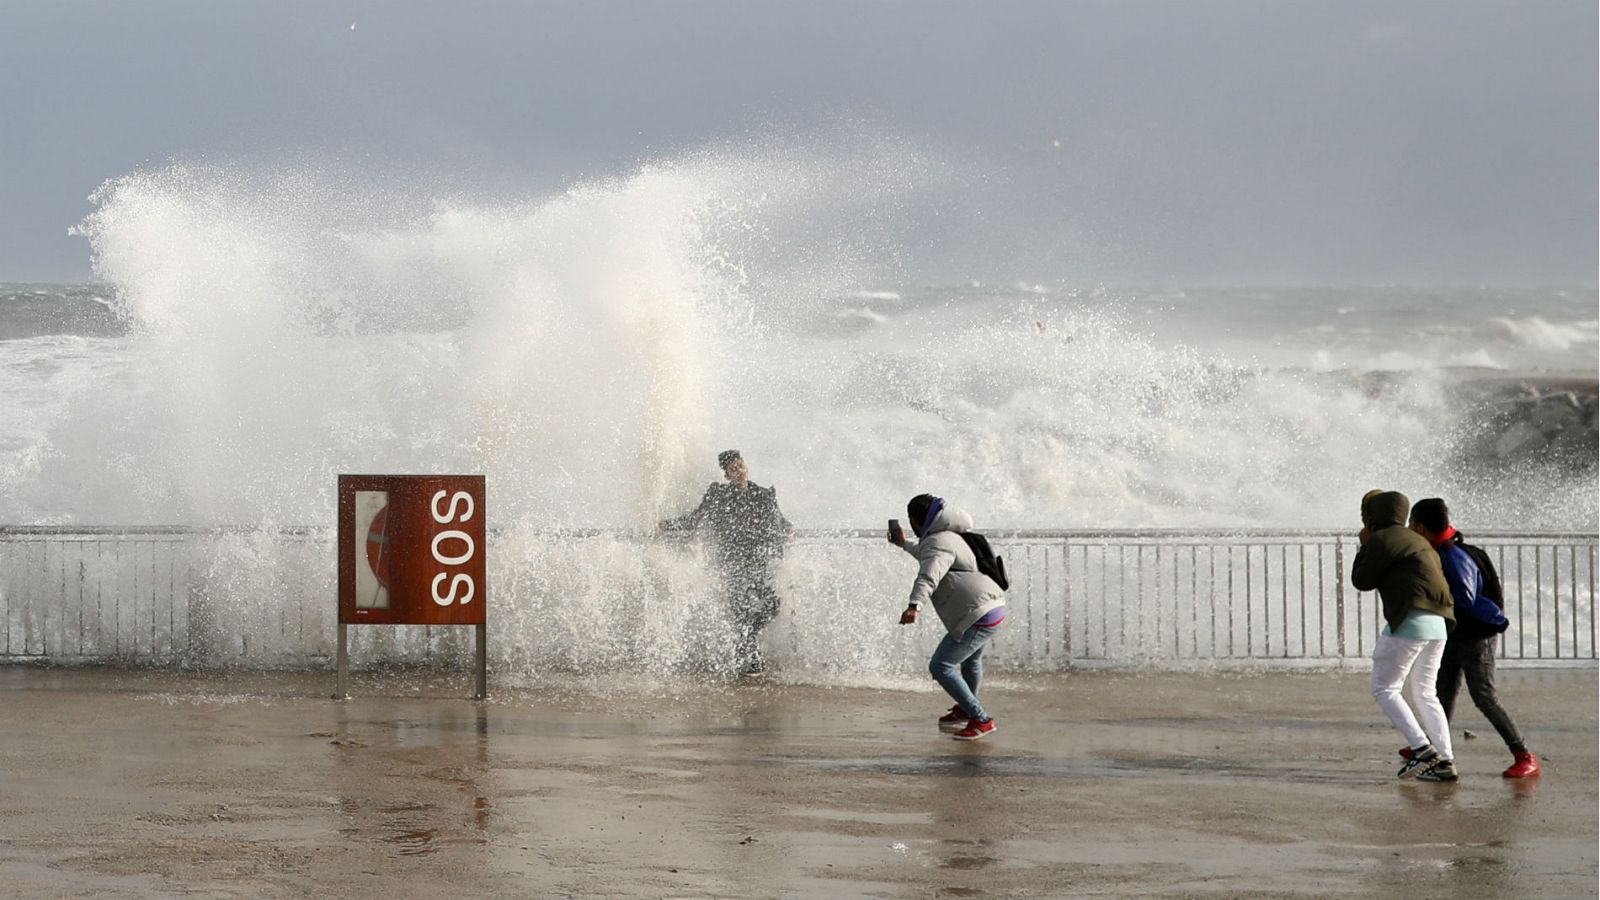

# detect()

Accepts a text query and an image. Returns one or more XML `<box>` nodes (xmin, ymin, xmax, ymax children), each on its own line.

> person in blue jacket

<box><xmin>1408</xmin><ymin>498</ymin><xmax>1541</xmax><ymax>779</ymax></box>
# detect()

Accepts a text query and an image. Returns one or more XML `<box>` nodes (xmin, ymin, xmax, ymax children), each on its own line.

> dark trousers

<box><xmin>723</xmin><ymin>563</ymin><xmax>780</xmax><ymax>672</ymax></box>
<box><xmin>1437</xmin><ymin>635</ymin><xmax>1526</xmax><ymax>753</ymax></box>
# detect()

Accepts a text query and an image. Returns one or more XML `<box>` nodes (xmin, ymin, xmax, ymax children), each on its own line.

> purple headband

<box><xmin>922</xmin><ymin>496</ymin><xmax>944</xmax><ymax>535</ymax></box>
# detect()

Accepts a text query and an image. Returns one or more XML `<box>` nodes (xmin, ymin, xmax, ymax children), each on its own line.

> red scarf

<box><xmin>1428</xmin><ymin>525</ymin><xmax>1458</xmax><ymax>549</ymax></box>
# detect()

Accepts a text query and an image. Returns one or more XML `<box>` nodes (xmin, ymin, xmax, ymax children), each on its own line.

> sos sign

<box><xmin>338</xmin><ymin>474</ymin><xmax>486</xmax><ymax>626</ymax></box>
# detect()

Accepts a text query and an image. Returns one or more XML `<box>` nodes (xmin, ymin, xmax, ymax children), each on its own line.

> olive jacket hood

<box><xmin>1351</xmin><ymin>491</ymin><xmax>1456</xmax><ymax>633</ymax></box>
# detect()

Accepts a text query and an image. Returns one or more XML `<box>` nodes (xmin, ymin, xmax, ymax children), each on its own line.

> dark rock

<box><xmin>1441</xmin><ymin>372</ymin><xmax>1597</xmax><ymax>471</ymax></box>
<box><xmin>1531</xmin><ymin>393</ymin><xmax>1582</xmax><ymax>437</ymax></box>
<box><xmin>1493</xmin><ymin>421</ymin><xmax>1548</xmax><ymax>459</ymax></box>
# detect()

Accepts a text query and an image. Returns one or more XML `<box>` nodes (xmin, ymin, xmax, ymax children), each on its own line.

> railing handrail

<box><xmin>4</xmin><ymin>526</ymin><xmax>1593</xmax><ymax>667</ymax></box>
<box><xmin>2</xmin><ymin>525</ymin><xmax>1595</xmax><ymax>540</ymax></box>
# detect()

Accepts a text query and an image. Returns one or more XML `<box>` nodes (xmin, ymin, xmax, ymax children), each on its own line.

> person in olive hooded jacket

<box><xmin>1351</xmin><ymin>490</ymin><xmax>1458</xmax><ymax>781</ymax></box>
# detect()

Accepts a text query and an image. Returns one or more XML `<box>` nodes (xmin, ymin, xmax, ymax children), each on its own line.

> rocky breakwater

<box><xmin>1320</xmin><ymin>368</ymin><xmax>1598</xmax><ymax>473</ymax></box>
<box><xmin>1449</xmin><ymin>374</ymin><xmax>1598</xmax><ymax>471</ymax></box>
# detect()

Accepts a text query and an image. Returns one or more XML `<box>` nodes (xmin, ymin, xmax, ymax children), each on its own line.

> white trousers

<box><xmin>1370</xmin><ymin>633</ymin><xmax>1453</xmax><ymax>760</ymax></box>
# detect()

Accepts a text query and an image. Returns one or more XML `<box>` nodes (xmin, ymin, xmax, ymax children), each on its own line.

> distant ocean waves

<box><xmin>7</xmin><ymin>282</ymin><xmax>1596</xmax><ymax>372</ymax></box>
<box><xmin>2</xmin><ymin>279</ymin><xmax>1594</xmax><ymax>530</ymax></box>
<box><xmin>0</xmin><ymin>285</ymin><xmax>124</xmax><ymax>340</ymax></box>
<box><xmin>808</xmin><ymin>284</ymin><xmax>1600</xmax><ymax>376</ymax></box>
<box><xmin>1486</xmin><ymin>314</ymin><xmax>1597</xmax><ymax>353</ymax></box>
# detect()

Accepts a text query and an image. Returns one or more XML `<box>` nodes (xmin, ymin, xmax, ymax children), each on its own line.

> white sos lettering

<box><xmin>430</xmin><ymin>489</ymin><xmax>477</xmax><ymax>606</ymax></box>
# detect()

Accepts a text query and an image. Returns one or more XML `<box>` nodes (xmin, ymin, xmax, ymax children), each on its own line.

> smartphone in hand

<box><xmin>888</xmin><ymin>518</ymin><xmax>904</xmax><ymax>544</ymax></box>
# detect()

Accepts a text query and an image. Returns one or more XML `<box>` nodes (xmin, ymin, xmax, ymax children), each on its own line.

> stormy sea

<box><xmin>2</xmin><ymin>165</ymin><xmax>1593</xmax><ymax>533</ymax></box>
<box><xmin>0</xmin><ymin>160</ymin><xmax>1593</xmax><ymax>677</ymax></box>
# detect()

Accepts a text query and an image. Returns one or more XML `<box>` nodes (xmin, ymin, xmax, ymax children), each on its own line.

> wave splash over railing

<box><xmin>2</xmin><ymin>528</ymin><xmax>1594</xmax><ymax>677</ymax></box>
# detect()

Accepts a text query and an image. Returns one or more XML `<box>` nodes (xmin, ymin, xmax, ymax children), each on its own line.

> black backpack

<box><xmin>958</xmin><ymin>532</ymin><xmax>1009</xmax><ymax>591</ymax></box>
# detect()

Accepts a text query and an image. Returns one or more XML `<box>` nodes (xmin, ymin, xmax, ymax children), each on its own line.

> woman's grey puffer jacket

<box><xmin>901</xmin><ymin>505</ymin><xmax>1005</xmax><ymax>638</ymax></box>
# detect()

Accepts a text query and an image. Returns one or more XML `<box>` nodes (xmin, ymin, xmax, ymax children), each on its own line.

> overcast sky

<box><xmin>1</xmin><ymin>1</ymin><xmax>1594</xmax><ymax>284</ymax></box>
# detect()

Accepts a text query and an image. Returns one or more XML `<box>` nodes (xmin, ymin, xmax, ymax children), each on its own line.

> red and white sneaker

<box><xmin>938</xmin><ymin>706</ymin><xmax>968</xmax><ymax>733</ymax></box>
<box><xmin>953</xmin><ymin>718</ymin><xmax>996</xmax><ymax>741</ymax></box>
<box><xmin>1503</xmin><ymin>751</ymin><xmax>1541</xmax><ymax>778</ymax></box>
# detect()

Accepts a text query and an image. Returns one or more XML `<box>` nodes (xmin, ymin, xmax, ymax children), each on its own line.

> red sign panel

<box><xmin>338</xmin><ymin>474</ymin><xmax>486</xmax><ymax>625</ymax></box>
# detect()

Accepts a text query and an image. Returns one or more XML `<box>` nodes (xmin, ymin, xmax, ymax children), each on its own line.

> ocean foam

<box><xmin>1488</xmin><ymin>315</ymin><xmax>1598</xmax><ymax>351</ymax></box>
<box><xmin>0</xmin><ymin>153</ymin><xmax>1589</xmax><ymax>537</ymax></box>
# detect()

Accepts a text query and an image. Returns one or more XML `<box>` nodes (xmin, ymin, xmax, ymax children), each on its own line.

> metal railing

<box><xmin>1</xmin><ymin>527</ymin><xmax>1594</xmax><ymax>670</ymax></box>
<box><xmin>975</xmin><ymin>530</ymin><xmax>1597</xmax><ymax>668</ymax></box>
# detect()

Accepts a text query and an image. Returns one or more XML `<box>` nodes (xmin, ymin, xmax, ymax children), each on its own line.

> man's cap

<box><xmin>717</xmin><ymin>449</ymin><xmax>742</xmax><ymax>469</ymax></box>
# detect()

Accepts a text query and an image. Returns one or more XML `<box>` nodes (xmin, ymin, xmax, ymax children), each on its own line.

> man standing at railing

<box><xmin>1353</xmin><ymin>489</ymin><xmax>1459</xmax><ymax>781</ymax></box>
<box><xmin>1408</xmin><ymin>498</ymin><xmax>1541</xmax><ymax>779</ymax></box>
<box><xmin>660</xmin><ymin>450</ymin><xmax>793</xmax><ymax>676</ymax></box>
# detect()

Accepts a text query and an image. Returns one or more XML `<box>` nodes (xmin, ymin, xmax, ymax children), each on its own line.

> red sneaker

<box><xmin>1398</xmin><ymin>747</ymin><xmax>1414</xmax><ymax>760</ymax></box>
<box><xmin>953</xmin><ymin>718</ymin><xmax>996</xmax><ymax>741</ymax></box>
<box><xmin>1503</xmin><ymin>751</ymin><xmax>1541</xmax><ymax>778</ymax></box>
<box><xmin>938</xmin><ymin>706</ymin><xmax>967</xmax><ymax>733</ymax></box>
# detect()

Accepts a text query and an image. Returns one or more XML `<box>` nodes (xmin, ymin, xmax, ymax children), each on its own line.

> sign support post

<box><xmin>335</xmin><ymin>623</ymin><xmax>350</xmax><ymax>700</ymax></box>
<box><xmin>474</xmin><ymin>623</ymin><xmax>487</xmax><ymax>700</ymax></box>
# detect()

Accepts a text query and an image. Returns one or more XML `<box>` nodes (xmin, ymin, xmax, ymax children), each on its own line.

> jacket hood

<box><xmin>1362</xmin><ymin>491</ymin><xmax>1410</xmax><ymax>530</ymax></box>
<box><xmin>924</xmin><ymin>505</ymin><xmax>974</xmax><ymax>535</ymax></box>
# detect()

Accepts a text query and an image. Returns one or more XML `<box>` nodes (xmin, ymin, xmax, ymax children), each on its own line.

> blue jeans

<box><xmin>929</xmin><ymin>623</ymin><xmax>1000</xmax><ymax>722</ymax></box>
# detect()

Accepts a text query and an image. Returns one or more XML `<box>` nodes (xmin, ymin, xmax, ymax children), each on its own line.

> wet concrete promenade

<box><xmin>0</xmin><ymin>667</ymin><xmax>1594</xmax><ymax>897</ymax></box>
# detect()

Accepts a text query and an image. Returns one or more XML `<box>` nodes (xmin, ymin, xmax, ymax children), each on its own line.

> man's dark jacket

<box><xmin>663</xmin><ymin>482</ymin><xmax>791</xmax><ymax>566</ymax></box>
<box><xmin>1350</xmin><ymin>491</ymin><xmax>1455</xmax><ymax>634</ymax></box>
